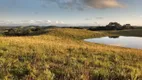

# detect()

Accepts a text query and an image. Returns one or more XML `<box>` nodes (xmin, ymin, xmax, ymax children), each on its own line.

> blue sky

<box><xmin>0</xmin><ymin>0</ymin><xmax>142</xmax><ymax>26</ymax></box>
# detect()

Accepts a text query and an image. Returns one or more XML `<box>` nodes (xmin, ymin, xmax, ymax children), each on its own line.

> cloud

<box><xmin>61</xmin><ymin>21</ymin><xmax>64</xmax><ymax>24</ymax></box>
<box><xmin>96</xmin><ymin>17</ymin><xmax>104</xmax><ymax>19</ymax></box>
<box><xmin>85</xmin><ymin>17</ymin><xmax>104</xmax><ymax>20</ymax></box>
<box><xmin>55</xmin><ymin>21</ymin><xmax>65</xmax><ymax>24</ymax></box>
<box><xmin>132</xmin><ymin>15</ymin><xmax>142</xmax><ymax>18</ymax></box>
<box><xmin>0</xmin><ymin>20</ymin><xmax>66</xmax><ymax>26</ymax></box>
<box><xmin>55</xmin><ymin>21</ymin><xmax>59</xmax><ymax>24</ymax></box>
<box><xmin>47</xmin><ymin>20</ymin><xmax>51</xmax><ymax>23</ymax></box>
<box><xmin>40</xmin><ymin>0</ymin><xmax>124</xmax><ymax>9</ymax></box>
<box><xmin>85</xmin><ymin>18</ymin><xmax>92</xmax><ymax>20</ymax></box>
<box><xmin>84</xmin><ymin>0</ymin><xmax>124</xmax><ymax>9</ymax></box>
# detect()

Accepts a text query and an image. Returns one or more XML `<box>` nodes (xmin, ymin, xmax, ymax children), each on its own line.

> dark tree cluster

<box><xmin>106</xmin><ymin>22</ymin><xmax>122</xmax><ymax>30</ymax></box>
<box><xmin>88</xmin><ymin>22</ymin><xmax>134</xmax><ymax>31</ymax></box>
<box><xmin>122</xmin><ymin>24</ymin><xmax>134</xmax><ymax>29</ymax></box>
<box><xmin>5</xmin><ymin>26</ymin><xmax>45</xmax><ymax>36</ymax></box>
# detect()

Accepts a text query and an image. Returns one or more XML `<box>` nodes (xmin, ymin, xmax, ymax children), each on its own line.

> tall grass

<box><xmin>0</xmin><ymin>28</ymin><xmax>142</xmax><ymax>80</ymax></box>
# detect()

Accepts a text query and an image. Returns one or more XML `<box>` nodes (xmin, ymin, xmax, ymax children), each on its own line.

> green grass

<box><xmin>0</xmin><ymin>28</ymin><xmax>142</xmax><ymax>80</ymax></box>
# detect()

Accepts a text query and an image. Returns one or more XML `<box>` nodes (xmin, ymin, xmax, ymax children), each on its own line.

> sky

<box><xmin>0</xmin><ymin>0</ymin><xmax>142</xmax><ymax>26</ymax></box>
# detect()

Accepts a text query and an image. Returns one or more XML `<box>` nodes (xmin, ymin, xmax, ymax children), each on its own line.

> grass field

<box><xmin>0</xmin><ymin>28</ymin><xmax>142</xmax><ymax>80</ymax></box>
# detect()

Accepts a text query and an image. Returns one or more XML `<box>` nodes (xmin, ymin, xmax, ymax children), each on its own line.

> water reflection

<box><xmin>84</xmin><ymin>36</ymin><xmax>142</xmax><ymax>49</ymax></box>
<box><xmin>108</xmin><ymin>36</ymin><xmax>119</xmax><ymax>38</ymax></box>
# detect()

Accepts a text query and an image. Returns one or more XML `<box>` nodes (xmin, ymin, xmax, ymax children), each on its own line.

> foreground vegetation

<box><xmin>0</xmin><ymin>28</ymin><xmax>142</xmax><ymax>80</ymax></box>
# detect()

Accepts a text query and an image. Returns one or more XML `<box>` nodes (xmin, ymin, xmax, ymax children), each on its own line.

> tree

<box><xmin>106</xmin><ymin>22</ymin><xmax>122</xmax><ymax>30</ymax></box>
<box><xmin>122</xmin><ymin>24</ymin><xmax>134</xmax><ymax>29</ymax></box>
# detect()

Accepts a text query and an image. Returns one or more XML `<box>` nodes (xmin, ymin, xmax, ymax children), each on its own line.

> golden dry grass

<box><xmin>0</xmin><ymin>28</ymin><xmax>142</xmax><ymax>80</ymax></box>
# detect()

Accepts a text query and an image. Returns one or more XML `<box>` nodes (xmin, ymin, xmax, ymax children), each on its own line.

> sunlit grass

<box><xmin>0</xmin><ymin>28</ymin><xmax>142</xmax><ymax>80</ymax></box>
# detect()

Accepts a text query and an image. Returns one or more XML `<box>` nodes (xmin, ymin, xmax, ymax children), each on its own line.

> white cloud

<box><xmin>61</xmin><ymin>21</ymin><xmax>64</xmax><ymax>24</ymax></box>
<box><xmin>47</xmin><ymin>20</ymin><xmax>51</xmax><ymax>23</ymax></box>
<box><xmin>0</xmin><ymin>20</ymin><xmax>64</xmax><ymax>26</ymax></box>
<box><xmin>55</xmin><ymin>21</ymin><xmax>65</xmax><ymax>24</ymax></box>
<box><xmin>55</xmin><ymin>21</ymin><xmax>59</xmax><ymax>24</ymax></box>
<box><xmin>29</xmin><ymin>20</ymin><xmax>36</xmax><ymax>24</ymax></box>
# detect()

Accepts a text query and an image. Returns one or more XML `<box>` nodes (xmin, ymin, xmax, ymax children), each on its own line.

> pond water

<box><xmin>84</xmin><ymin>36</ymin><xmax>142</xmax><ymax>49</ymax></box>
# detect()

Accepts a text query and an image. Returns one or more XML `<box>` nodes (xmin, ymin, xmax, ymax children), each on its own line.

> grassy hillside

<box><xmin>0</xmin><ymin>28</ymin><xmax>142</xmax><ymax>80</ymax></box>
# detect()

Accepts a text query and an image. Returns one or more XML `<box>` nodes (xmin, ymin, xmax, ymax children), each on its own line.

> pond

<box><xmin>84</xmin><ymin>36</ymin><xmax>142</xmax><ymax>49</ymax></box>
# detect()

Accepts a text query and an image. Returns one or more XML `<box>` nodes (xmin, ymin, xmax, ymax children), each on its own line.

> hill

<box><xmin>0</xmin><ymin>28</ymin><xmax>142</xmax><ymax>80</ymax></box>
